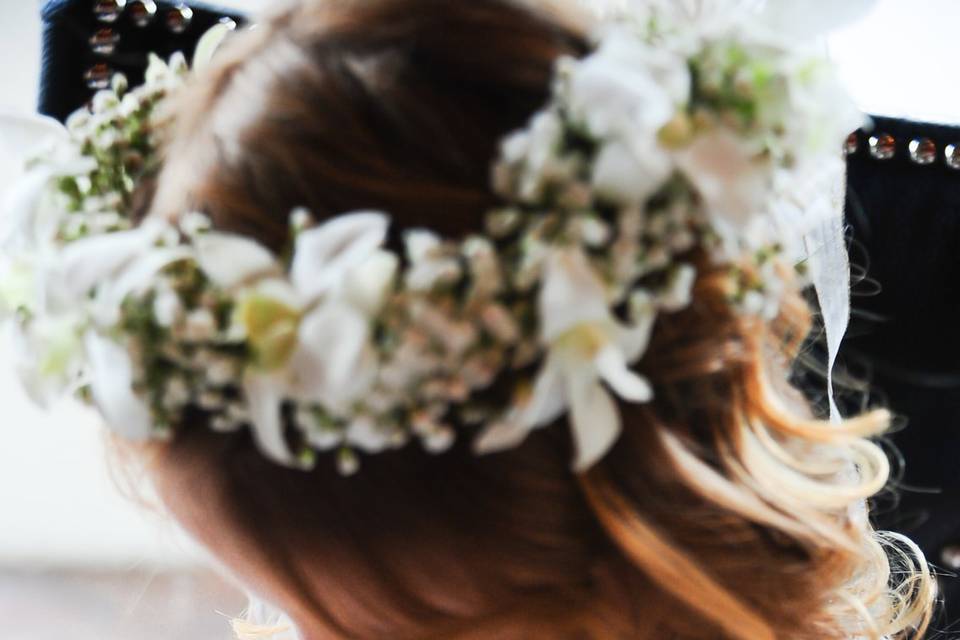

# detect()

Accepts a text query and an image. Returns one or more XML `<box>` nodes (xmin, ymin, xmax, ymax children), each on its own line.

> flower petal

<box><xmin>9</xmin><ymin>318</ymin><xmax>80</xmax><ymax>408</ymax></box>
<box><xmin>658</xmin><ymin>264</ymin><xmax>697</xmax><ymax>312</ymax></box>
<box><xmin>567</xmin><ymin>31</ymin><xmax>684</xmax><ymax>139</ymax></box>
<box><xmin>0</xmin><ymin>112</ymin><xmax>68</xmax><ymax>156</ymax></box>
<box><xmin>592</xmin><ymin>139</ymin><xmax>671</xmax><ymax>206</ymax></box>
<box><xmin>343</xmin><ymin>249</ymin><xmax>398</xmax><ymax>316</ymax></box>
<box><xmin>566</xmin><ymin>372</ymin><xmax>621</xmax><ymax>472</ymax></box>
<box><xmin>522</xmin><ymin>354</ymin><xmax>568</xmax><ymax>428</ymax></box>
<box><xmin>291</xmin><ymin>211</ymin><xmax>389</xmax><ymax>302</ymax></box>
<box><xmin>49</xmin><ymin>223</ymin><xmax>164</xmax><ymax>310</ymax></box>
<box><xmin>539</xmin><ymin>248</ymin><xmax>611</xmax><ymax>342</ymax></box>
<box><xmin>595</xmin><ymin>344</ymin><xmax>653</xmax><ymax>403</ymax></box>
<box><xmin>473</xmin><ymin>414</ymin><xmax>532</xmax><ymax>455</ymax></box>
<box><xmin>84</xmin><ymin>331</ymin><xmax>153</xmax><ymax>441</ymax></box>
<box><xmin>195</xmin><ymin>232</ymin><xmax>279</xmax><ymax>290</ymax></box>
<box><xmin>619</xmin><ymin>319</ymin><xmax>656</xmax><ymax>366</ymax></box>
<box><xmin>675</xmin><ymin>128</ymin><xmax>769</xmax><ymax>227</ymax></box>
<box><xmin>287</xmin><ymin>302</ymin><xmax>374</xmax><ymax>410</ymax></box>
<box><xmin>243</xmin><ymin>372</ymin><xmax>296</xmax><ymax>466</ymax></box>
<box><xmin>192</xmin><ymin>21</ymin><xmax>234</xmax><ymax>71</ymax></box>
<box><xmin>97</xmin><ymin>246</ymin><xmax>192</xmax><ymax>323</ymax></box>
<box><xmin>345</xmin><ymin>417</ymin><xmax>391</xmax><ymax>454</ymax></box>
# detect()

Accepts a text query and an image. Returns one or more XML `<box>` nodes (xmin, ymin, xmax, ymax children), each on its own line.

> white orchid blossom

<box><xmin>477</xmin><ymin>248</ymin><xmax>654</xmax><ymax>471</ymax></box>
<box><xmin>565</xmin><ymin>28</ymin><xmax>690</xmax><ymax>206</ymax></box>
<box><xmin>195</xmin><ymin>211</ymin><xmax>393</xmax><ymax>465</ymax></box>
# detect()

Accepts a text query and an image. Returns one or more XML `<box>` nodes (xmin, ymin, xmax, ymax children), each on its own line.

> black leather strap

<box><xmin>39</xmin><ymin>0</ymin><xmax>246</xmax><ymax>122</ymax></box>
<box><xmin>845</xmin><ymin>117</ymin><xmax>960</xmax><ymax>628</ymax></box>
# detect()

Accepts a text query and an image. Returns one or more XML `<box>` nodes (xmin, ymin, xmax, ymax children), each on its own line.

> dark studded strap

<box><xmin>38</xmin><ymin>0</ymin><xmax>246</xmax><ymax>122</ymax></box>
<box><xmin>844</xmin><ymin>116</ymin><xmax>960</xmax><ymax>627</ymax></box>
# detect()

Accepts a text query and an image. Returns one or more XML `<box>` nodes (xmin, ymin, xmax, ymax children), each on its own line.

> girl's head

<box><xmin>113</xmin><ymin>0</ymin><xmax>934</xmax><ymax>638</ymax></box>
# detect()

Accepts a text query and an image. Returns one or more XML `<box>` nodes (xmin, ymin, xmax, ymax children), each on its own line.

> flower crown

<box><xmin>0</xmin><ymin>6</ymin><xmax>861</xmax><ymax>475</ymax></box>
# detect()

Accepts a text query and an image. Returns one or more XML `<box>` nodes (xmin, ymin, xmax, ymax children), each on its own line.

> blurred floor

<box><xmin>0</xmin><ymin>569</ymin><xmax>246</xmax><ymax>640</ymax></box>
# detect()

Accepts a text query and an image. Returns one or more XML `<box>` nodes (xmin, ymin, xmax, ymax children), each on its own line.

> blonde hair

<box><xmin>131</xmin><ymin>1</ymin><xmax>937</xmax><ymax>637</ymax></box>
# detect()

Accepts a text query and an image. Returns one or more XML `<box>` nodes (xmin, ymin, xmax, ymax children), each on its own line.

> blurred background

<box><xmin>0</xmin><ymin>0</ymin><xmax>959</xmax><ymax>638</ymax></box>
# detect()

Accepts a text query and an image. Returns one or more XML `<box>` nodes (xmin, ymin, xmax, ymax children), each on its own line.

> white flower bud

<box><xmin>424</xmin><ymin>425</ymin><xmax>455</xmax><ymax>454</ymax></box>
<box><xmin>741</xmin><ymin>290</ymin><xmax>767</xmax><ymax>316</ymax></box>
<box><xmin>153</xmin><ymin>288</ymin><xmax>183</xmax><ymax>328</ymax></box>
<box><xmin>119</xmin><ymin>94</ymin><xmax>140</xmax><ymax>119</ymax></box>
<box><xmin>197</xmin><ymin>390</ymin><xmax>223</xmax><ymax>411</ymax></box>
<box><xmin>481</xmin><ymin>304</ymin><xmax>519</xmax><ymax>344</ymax></box>
<box><xmin>211</xmin><ymin>415</ymin><xmax>240</xmax><ymax>433</ymax></box>
<box><xmin>658</xmin><ymin>264</ymin><xmax>697</xmax><ymax>312</ymax></box>
<box><xmin>207</xmin><ymin>356</ymin><xmax>236</xmax><ymax>387</ymax></box>
<box><xmin>91</xmin><ymin>90</ymin><xmax>119</xmax><ymax>114</ymax></box>
<box><xmin>179</xmin><ymin>212</ymin><xmax>212</xmax><ymax>237</ymax></box>
<box><xmin>577</xmin><ymin>216</ymin><xmax>612</xmax><ymax>248</ymax></box>
<box><xmin>290</xmin><ymin>207</ymin><xmax>314</xmax><ymax>232</ymax></box>
<box><xmin>162</xmin><ymin>376</ymin><xmax>190</xmax><ymax>411</ymax></box>
<box><xmin>183</xmin><ymin>309</ymin><xmax>217</xmax><ymax>342</ymax></box>
<box><xmin>66</xmin><ymin>110</ymin><xmax>91</xmax><ymax>133</ymax></box>
<box><xmin>337</xmin><ymin>449</ymin><xmax>360</xmax><ymax>476</ymax></box>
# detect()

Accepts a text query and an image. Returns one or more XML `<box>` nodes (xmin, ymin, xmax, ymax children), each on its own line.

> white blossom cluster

<box><xmin>0</xmin><ymin>8</ymin><xmax>863</xmax><ymax>474</ymax></box>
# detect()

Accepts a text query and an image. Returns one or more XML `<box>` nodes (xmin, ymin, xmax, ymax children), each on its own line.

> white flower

<box><xmin>344</xmin><ymin>417</ymin><xmax>392</xmax><ymax>454</ymax></box>
<box><xmin>476</xmin><ymin>248</ymin><xmax>653</xmax><ymax>471</ymax></box>
<box><xmin>9</xmin><ymin>315</ymin><xmax>84</xmax><ymax>408</ymax></box>
<box><xmin>674</xmin><ymin>127</ymin><xmax>769</xmax><ymax>230</ymax></box>
<box><xmin>202</xmin><ymin>211</ymin><xmax>394</xmax><ymax>466</ymax></box>
<box><xmin>162</xmin><ymin>376</ymin><xmax>191</xmax><ymax>411</ymax></box>
<box><xmin>45</xmin><ymin>221</ymin><xmax>169</xmax><ymax>310</ymax></box>
<box><xmin>592</xmin><ymin>138</ymin><xmax>672</xmax><ymax>205</ymax></box>
<box><xmin>83</xmin><ymin>331</ymin><xmax>153</xmax><ymax>441</ymax></box>
<box><xmin>152</xmin><ymin>284</ymin><xmax>183</xmax><ymax>328</ymax></box>
<box><xmin>499</xmin><ymin>111</ymin><xmax>567</xmax><ymax>201</ymax></box>
<box><xmin>290</xmin><ymin>211</ymin><xmax>389</xmax><ymax>300</ymax></box>
<box><xmin>284</xmin><ymin>299</ymin><xmax>377</xmax><ymax>411</ymax></box>
<box><xmin>182</xmin><ymin>308</ymin><xmax>218</xmax><ymax>342</ymax></box>
<box><xmin>563</xmin><ymin>30</ymin><xmax>690</xmax><ymax>206</ymax></box>
<box><xmin>404</xmin><ymin>230</ymin><xmax>462</xmax><ymax>291</ymax></box>
<box><xmin>0</xmin><ymin>256</ymin><xmax>39</xmax><ymax>317</ymax></box>
<box><xmin>657</xmin><ymin>264</ymin><xmax>697</xmax><ymax>312</ymax></box>
<box><xmin>192</xmin><ymin>20</ymin><xmax>236</xmax><ymax>71</ymax></box>
<box><xmin>566</xmin><ymin>29</ymin><xmax>690</xmax><ymax>140</ymax></box>
<box><xmin>0</xmin><ymin>113</ymin><xmax>96</xmax><ymax>249</ymax></box>
<box><xmin>195</xmin><ymin>232</ymin><xmax>279</xmax><ymax>290</ymax></box>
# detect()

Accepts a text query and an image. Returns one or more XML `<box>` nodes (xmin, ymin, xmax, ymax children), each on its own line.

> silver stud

<box><xmin>89</xmin><ymin>28</ymin><xmax>120</xmax><ymax>56</ymax></box>
<box><xmin>946</xmin><ymin>144</ymin><xmax>960</xmax><ymax>170</ymax></box>
<box><xmin>128</xmin><ymin>0</ymin><xmax>157</xmax><ymax>27</ymax></box>
<box><xmin>942</xmin><ymin>545</ymin><xmax>960</xmax><ymax>570</ymax></box>
<box><xmin>93</xmin><ymin>0</ymin><xmax>126</xmax><ymax>23</ymax></box>
<box><xmin>908</xmin><ymin>138</ymin><xmax>937</xmax><ymax>165</ymax></box>
<box><xmin>166</xmin><ymin>4</ymin><xmax>194</xmax><ymax>34</ymax></box>
<box><xmin>843</xmin><ymin>132</ymin><xmax>858</xmax><ymax>156</ymax></box>
<box><xmin>84</xmin><ymin>64</ymin><xmax>113</xmax><ymax>90</ymax></box>
<box><xmin>868</xmin><ymin>133</ymin><xmax>896</xmax><ymax>161</ymax></box>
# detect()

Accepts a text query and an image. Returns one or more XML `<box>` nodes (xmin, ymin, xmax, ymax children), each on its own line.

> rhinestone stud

<box><xmin>843</xmin><ymin>132</ymin><xmax>858</xmax><ymax>157</ymax></box>
<box><xmin>89</xmin><ymin>28</ymin><xmax>120</xmax><ymax>56</ymax></box>
<box><xmin>166</xmin><ymin>4</ymin><xmax>194</xmax><ymax>34</ymax></box>
<box><xmin>908</xmin><ymin>138</ymin><xmax>937</xmax><ymax>165</ymax></box>
<box><xmin>84</xmin><ymin>64</ymin><xmax>113</xmax><ymax>90</ymax></box>
<box><xmin>128</xmin><ymin>0</ymin><xmax>158</xmax><ymax>27</ymax></box>
<box><xmin>868</xmin><ymin>133</ymin><xmax>896</xmax><ymax>161</ymax></box>
<box><xmin>946</xmin><ymin>144</ymin><xmax>960</xmax><ymax>170</ymax></box>
<box><xmin>94</xmin><ymin>0</ymin><xmax>126</xmax><ymax>23</ymax></box>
